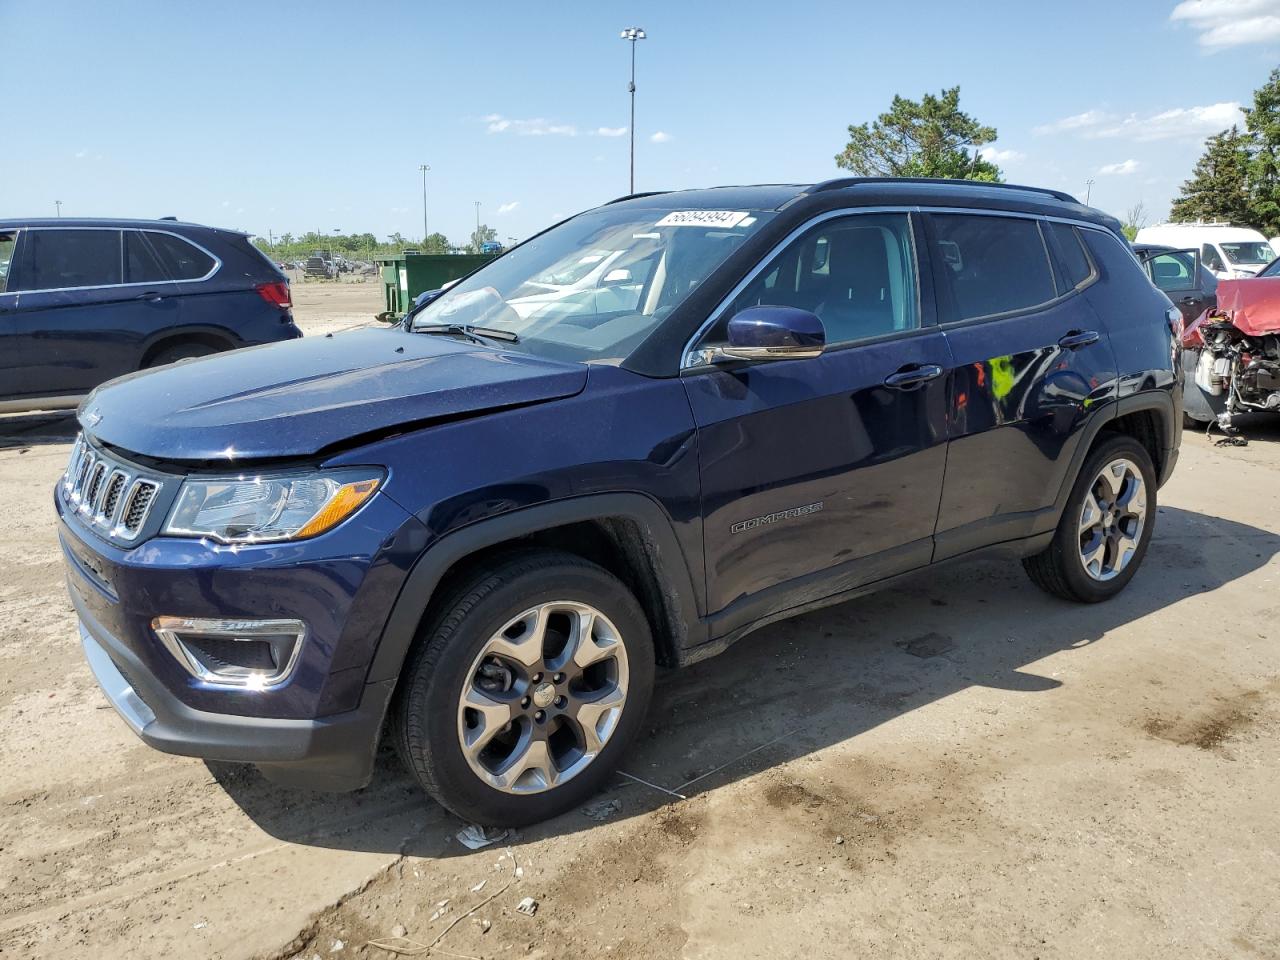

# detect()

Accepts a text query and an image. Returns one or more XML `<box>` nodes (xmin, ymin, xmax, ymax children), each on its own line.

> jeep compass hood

<box><xmin>81</xmin><ymin>328</ymin><xmax>587</xmax><ymax>461</ymax></box>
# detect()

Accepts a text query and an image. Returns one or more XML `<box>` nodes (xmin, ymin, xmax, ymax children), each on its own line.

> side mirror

<box><xmin>720</xmin><ymin>305</ymin><xmax>825</xmax><ymax>361</ymax></box>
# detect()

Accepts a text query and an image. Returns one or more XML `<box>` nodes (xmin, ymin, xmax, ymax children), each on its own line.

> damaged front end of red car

<box><xmin>1182</xmin><ymin>278</ymin><xmax>1280</xmax><ymax>433</ymax></box>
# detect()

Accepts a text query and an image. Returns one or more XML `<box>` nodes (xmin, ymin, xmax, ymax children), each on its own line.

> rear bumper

<box><xmin>76</xmin><ymin>587</ymin><xmax>393</xmax><ymax>791</ymax></box>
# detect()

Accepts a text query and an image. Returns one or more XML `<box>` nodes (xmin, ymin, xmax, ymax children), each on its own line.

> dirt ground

<box><xmin>2</xmin><ymin>280</ymin><xmax>1279</xmax><ymax>959</ymax></box>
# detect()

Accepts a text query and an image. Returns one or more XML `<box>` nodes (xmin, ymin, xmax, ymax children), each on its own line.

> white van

<box><xmin>1134</xmin><ymin>223</ymin><xmax>1276</xmax><ymax>279</ymax></box>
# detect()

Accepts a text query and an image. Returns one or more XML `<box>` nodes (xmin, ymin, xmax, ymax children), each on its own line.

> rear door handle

<box><xmin>883</xmin><ymin>363</ymin><xmax>944</xmax><ymax>390</ymax></box>
<box><xmin>1058</xmin><ymin>329</ymin><xmax>1100</xmax><ymax>349</ymax></box>
<box><xmin>135</xmin><ymin>291</ymin><xmax>163</xmax><ymax>302</ymax></box>
<box><xmin>1178</xmin><ymin>295</ymin><xmax>1200</xmax><ymax>304</ymax></box>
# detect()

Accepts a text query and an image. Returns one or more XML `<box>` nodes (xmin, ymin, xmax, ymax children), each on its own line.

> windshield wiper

<box><xmin>414</xmin><ymin>323</ymin><xmax>519</xmax><ymax>344</ymax></box>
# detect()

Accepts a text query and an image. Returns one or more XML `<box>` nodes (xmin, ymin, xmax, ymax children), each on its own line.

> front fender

<box><xmin>364</xmin><ymin>492</ymin><xmax>705</xmax><ymax>684</ymax></box>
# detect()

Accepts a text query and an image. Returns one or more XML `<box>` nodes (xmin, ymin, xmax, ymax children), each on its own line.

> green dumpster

<box><xmin>375</xmin><ymin>253</ymin><xmax>497</xmax><ymax>318</ymax></box>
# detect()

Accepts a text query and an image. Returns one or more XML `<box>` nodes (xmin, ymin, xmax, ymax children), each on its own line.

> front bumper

<box><xmin>76</xmin><ymin>587</ymin><xmax>394</xmax><ymax>791</ymax></box>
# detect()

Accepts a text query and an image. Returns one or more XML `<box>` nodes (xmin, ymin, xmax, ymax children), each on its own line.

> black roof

<box><xmin>0</xmin><ymin>217</ymin><xmax>243</xmax><ymax>233</ymax></box>
<box><xmin>606</xmin><ymin>177</ymin><xmax>1122</xmax><ymax>236</ymax></box>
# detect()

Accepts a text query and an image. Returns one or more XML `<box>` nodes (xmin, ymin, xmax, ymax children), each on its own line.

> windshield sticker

<box><xmin>656</xmin><ymin>210</ymin><xmax>751</xmax><ymax>228</ymax></box>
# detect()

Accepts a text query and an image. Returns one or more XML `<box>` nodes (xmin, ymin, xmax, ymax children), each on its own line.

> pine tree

<box><xmin>1244</xmin><ymin>67</ymin><xmax>1280</xmax><ymax>236</ymax></box>
<box><xmin>1169</xmin><ymin>126</ymin><xmax>1253</xmax><ymax>225</ymax></box>
<box><xmin>835</xmin><ymin>87</ymin><xmax>1002</xmax><ymax>182</ymax></box>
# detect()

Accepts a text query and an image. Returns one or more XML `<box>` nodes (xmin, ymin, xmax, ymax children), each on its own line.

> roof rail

<box><xmin>809</xmin><ymin>177</ymin><xmax>1078</xmax><ymax>204</ymax></box>
<box><xmin>604</xmin><ymin>190</ymin><xmax>671</xmax><ymax>205</ymax></box>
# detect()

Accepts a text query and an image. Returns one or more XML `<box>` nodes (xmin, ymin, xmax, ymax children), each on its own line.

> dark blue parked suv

<box><xmin>56</xmin><ymin>180</ymin><xmax>1181</xmax><ymax>824</ymax></box>
<box><xmin>0</xmin><ymin>218</ymin><xmax>301</xmax><ymax>413</ymax></box>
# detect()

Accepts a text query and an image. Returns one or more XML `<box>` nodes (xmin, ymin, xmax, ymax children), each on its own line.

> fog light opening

<box><xmin>151</xmin><ymin>617</ymin><xmax>306</xmax><ymax>689</ymax></box>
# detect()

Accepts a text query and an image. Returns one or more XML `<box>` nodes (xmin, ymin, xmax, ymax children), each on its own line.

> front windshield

<box><xmin>411</xmin><ymin>206</ymin><xmax>776</xmax><ymax>362</ymax></box>
<box><xmin>1222</xmin><ymin>241</ymin><xmax>1276</xmax><ymax>265</ymax></box>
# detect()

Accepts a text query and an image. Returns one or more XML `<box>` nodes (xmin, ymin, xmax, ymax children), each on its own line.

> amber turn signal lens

<box><xmin>293</xmin><ymin>479</ymin><xmax>381</xmax><ymax>539</ymax></box>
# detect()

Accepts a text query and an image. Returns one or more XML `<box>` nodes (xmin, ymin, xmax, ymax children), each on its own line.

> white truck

<box><xmin>1135</xmin><ymin>223</ymin><xmax>1275</xmax><ymax>279</ymax></box>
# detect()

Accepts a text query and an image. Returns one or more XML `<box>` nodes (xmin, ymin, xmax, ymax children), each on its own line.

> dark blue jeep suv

<box><xmin>56</xmin><ymin>180</ymin><xmax>1182</xmax><ymax>825</ymax></box>
<box><xmin>0</xmin><ymin>218</ymin><xmax>301</xmax><ymax>413</ymax></box>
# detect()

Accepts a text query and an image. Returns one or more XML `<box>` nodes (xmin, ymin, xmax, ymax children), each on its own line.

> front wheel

<box><xmin>393</xmin><ymin>551</ymin><xmax>654</xmax><ymax>825</ymax></box>
<box><xmin>1023</xmin><ymin>434</ymin><xmax>1157</xmax><ymax>603</ymax></box>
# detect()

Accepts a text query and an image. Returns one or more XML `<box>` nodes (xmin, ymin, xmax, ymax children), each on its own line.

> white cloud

<box><xmin>1093</xmin><ymin>101</ymin><xmax>1245</xmax><ymax>141</ymax></box>
<box><xmin>1171</xmin><ymin>0</ymin><xmax>1280</xmax><ymax>48</ymax></box>
<box><xmin>650</xmin><ymin>131</ymin><xmax>672</xmax><ymax>143</ymax></box>
<box><xmin>1099</xmin><ymin>159</ymin><xmax>1141</xmax><ymax>175</ymax></box>
<box><xmin>1033</xmin><ymin>110</ymin><xmax>1112</xmax><ymax>135</ymax></box>
<box><xmin>497</xmin><ymin>201</ymin><xmax>520</xmax><ymax>215</ymax></box>
<box><xmin>978</xmin><ymin>146</ymin><xmax>1024</xmax><ymax>164</ymax></box>
<box><xmin>596</xmin><ymin>126</ymin><xmax>628</xmax><ymax>137</ymax></box>
<box><xmin>482</xmin><ymin>113</ymin><xmax>576</xmax><ymax>136</ymax></box>
<box><xmin>1033</xmin><ymin>102</ymin><xmax>1244</xmax><ymax>141</ymax></box>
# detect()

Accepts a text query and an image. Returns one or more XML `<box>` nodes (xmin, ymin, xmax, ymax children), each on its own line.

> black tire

<box><xmin>1022</xmin><ymin>434</ymin><xmax>1157</xmax><ymax>603</ymax></box>
<box><xmin>145</xmin><ymin>342</ymin><xmax>218</xmax><ymax>368</ymax></box>
<box><xmin>393</xmin><ymin>551</ymin><xmax>655</xmax><ymax>825</ymax></box>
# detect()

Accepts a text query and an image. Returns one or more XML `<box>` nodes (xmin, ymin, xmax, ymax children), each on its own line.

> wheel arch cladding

<box><xmin>140</xmin><ymin>328</ymin><xmax>235</xmax><ymax>366</ymax></box>
<box><xmin>366</xmin><ymin>494</ymin><xmax>704</xmax><ymax>685</ymax></box>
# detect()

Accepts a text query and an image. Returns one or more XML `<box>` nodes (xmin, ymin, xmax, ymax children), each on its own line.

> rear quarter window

<box><xmin>1046</xmin><ymin>222</ymin><xmax>1094</xmax><ymax>290</ymax></box>
<box><xmin>931</xmin><ymin>214</ymin><xmax>1057</xmax><ymax>321</ymax></box>
<box><xmin>145</xmin><ymin>231</ymin><xmax>215</xmax><ymax>280</ymax></box>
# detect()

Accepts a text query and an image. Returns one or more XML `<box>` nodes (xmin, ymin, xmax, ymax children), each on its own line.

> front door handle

<box><xmin>135</xmin><ymin>291</ymin><xmax>163</xmax><ymax>302</ymax></box>
<box><xmin>883</xmin><ymin>363</ymin><xmax>944</xmax><ymax>390</ymax></box>
<box><xmin>1058</xmin><ymin>329</ymin><xmax>1100</xmax><ymax>349</ymax></box>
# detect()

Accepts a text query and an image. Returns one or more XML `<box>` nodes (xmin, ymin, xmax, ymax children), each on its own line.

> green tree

<box><xmin>835</xmin><ymin>86</ymin><xmax>1002</xmax><ymax>182</ymax></box>
<box><xmin>469</xmin><ymin>224</ymin><xmax>498</xmax><ymax>253</ymax></box>
<box><xmin>1170</xmin><ymin>126</ymin><xmax>1253</xmax><ymax>225</ymax></box>
<box><xmin>422</xmin><ymin>232</ymin><xmax>451</xmax><ymax>254</ymax></box>
<box><xmin>1244</xmin><ymin>67</ymin><xmax>1280</xmax><ymax>235</ymax></box>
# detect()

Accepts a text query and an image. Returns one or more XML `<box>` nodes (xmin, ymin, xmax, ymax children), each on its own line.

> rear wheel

<box><xmin>1023</xmin><ymin>434</ymin><xmax>1157</xmax><ymax>603</ymax></box>
<box><xmin>393</xmin><ymin>551</ymin><xmax>654</xmax><ymax>825</ymax></box>
<box><xmin>145</xmin><ymin>342</ymin><xmax>218</xmax><ymax>368</ymax></box>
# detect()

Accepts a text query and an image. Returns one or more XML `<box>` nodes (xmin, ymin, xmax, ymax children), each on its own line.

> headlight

<box><xmin>163</xmin><ymin>469</ymin><xmax>382</xmax><ymax>544</ymax></box>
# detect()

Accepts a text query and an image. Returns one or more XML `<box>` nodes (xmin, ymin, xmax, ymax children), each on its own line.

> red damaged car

<box><xmin>1181</xmin><ymin>260</ymin><xmax>1280</xmax><ymax>430</ymax></box>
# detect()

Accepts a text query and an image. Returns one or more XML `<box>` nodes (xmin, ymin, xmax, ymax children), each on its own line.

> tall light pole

<box><xmin>620</xmin><ymin>26</ymin><xmax>646</xmax><ymax>194</ymax></box>
<box><xmin>55</xmin><ymin>200</ymin><xmax>62</xmax><ymax>217</ymax></box>
<box><xmin>418</xmin><ymin>164</ymin><xmax>430</xmax><ymax>243</ymax></box>
<box><xmin>1084</xmin><ymin>178</ymin><xmax>1095</xmax><ymax>205</ymax></box>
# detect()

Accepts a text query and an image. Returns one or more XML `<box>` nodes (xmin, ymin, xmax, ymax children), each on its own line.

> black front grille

<box><xmin>122</xmin><ymin>483</ymin><xmax>157</xmax><ymax>532</ymax></box>
<box><xmin>85</xmin><ymin>463</ymin><xmax>107</xmax><ymax>508</ymax></box>
<box><xmin>100</xmin><ymin>472</ymin><xmax>126</xmax><ymax>521</ymax></box>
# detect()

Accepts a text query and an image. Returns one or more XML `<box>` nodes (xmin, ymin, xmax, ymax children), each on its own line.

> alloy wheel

<box><xmin>1078</xmin><ymin>457</ymin><xmax>1147</xmax><ymax>581</ymax></box>
<box><xmin>456</xmin><ymin>601</ymin><xmax>629</xmax><ymax>794</ymax></box>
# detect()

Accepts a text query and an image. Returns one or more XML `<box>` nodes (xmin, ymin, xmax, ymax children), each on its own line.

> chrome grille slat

<box><xmin>60</xmin><ymin>433</ymin><xmax>166</xmax><ymax>543</ymax></box>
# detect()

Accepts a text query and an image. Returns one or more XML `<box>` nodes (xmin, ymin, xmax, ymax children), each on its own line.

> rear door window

<box><xmin>930</xmin><ymin>215</ymin><xmax>1057</xmax><ymax>321</ymax></box>
<box><xmin>13</xmin><ymin>229</ymin><xmax>122</xmax><ymax>291</ymax></box>
<box><xmin>124</xmin><ymin>231</ymin><xmax>171</xmax><ymax>284</ymax></box>
<box><xmin>144</xmin><ymin>231</ymin><xmax>215</xmax><ymax>280</ymax></box>
<box><xmin>0</xmin><ymin>232</ymin><xmax>16</xmax><ymax>293</ymax></box>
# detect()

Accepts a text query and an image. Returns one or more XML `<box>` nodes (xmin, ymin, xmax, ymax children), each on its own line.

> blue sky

<box><xmin>3</xmin><ymin>0</ymin><xmax>1279</xmax><ymax>245</ymax></box>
